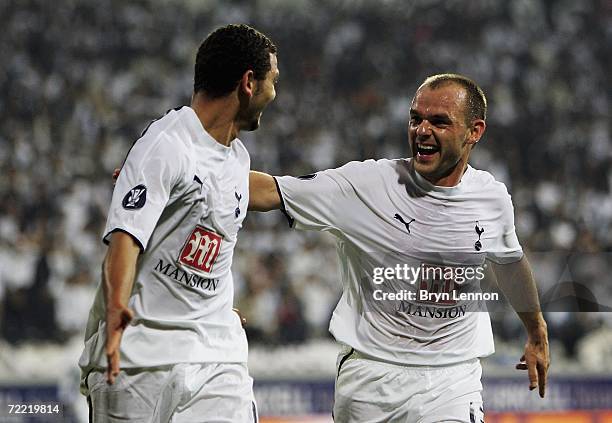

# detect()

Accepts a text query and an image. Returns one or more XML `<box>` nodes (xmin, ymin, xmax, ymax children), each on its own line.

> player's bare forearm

<box><xmin>492</xmin><ymin>256</ymin><xmax>549</xmax><ymax>397</ymax></box>
<box><xmin>491</xmin><ymin>256</ymin><xmax>545</xmax><ymax>328</ymax></box>
<box><xmin>103</xmin><ymin>232</ymin><xmax>140</xmax><ymax>308</ymax></box>
<box><xmin>102</xmin><ymin>231</ymin><xmax>139</xmax><ymax>383</ymax></box>
<box><xmin>249</xmin><ymin>170</ymin><xmax>281</xmax><ymax>211</ymax></box>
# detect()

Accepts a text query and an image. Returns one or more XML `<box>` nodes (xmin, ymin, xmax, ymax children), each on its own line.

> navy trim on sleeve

<box><xmin>273</xmin><ymin>177</ymin><xmax>295</xmax><ymax>228</ymax></box>
<box><xmin>102</xmin><ymin>228</ymin><xmax>145</xmax><ymax>253</ymax></box>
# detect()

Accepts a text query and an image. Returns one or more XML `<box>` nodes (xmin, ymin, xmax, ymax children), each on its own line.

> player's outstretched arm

<box><xmin>491</xmin><ymin>256</ymin><xmax>550</xmax><ymax>398</ymax></box>
<box><xmin>249</xmin><ymin>170</ymin><xmax>281</xmax><ymax>211</ymax></box>
<box><xmin>103</xmin><ymin>231</ymin><xmax>139</xmax><ymax>384</ymax></box>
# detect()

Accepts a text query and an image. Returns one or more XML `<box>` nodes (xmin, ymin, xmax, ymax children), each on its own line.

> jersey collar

<box><xmin>410</xmin><ymin>159</ymin><xmax>473</xmax><ymax>196</ymax></box>
<box><xmin>181</xmin><ymin>106</ymin><xmax>233</xmax><ymax>154</ymax></box>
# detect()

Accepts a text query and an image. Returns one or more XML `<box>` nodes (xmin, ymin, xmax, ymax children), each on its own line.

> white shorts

<box><xmin>333</xmin><ymin>348</ymin><xmax>484</xmax><ymax>423</ymax></box>
<box><xmin>81</xmin><ymin>363</ymin><xmax>257</xmax><ymax>423</ymax></box>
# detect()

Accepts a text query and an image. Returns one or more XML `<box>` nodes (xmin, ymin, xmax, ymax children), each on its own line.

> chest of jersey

<box><xmin>187</xmin><ymin>165</ymin><xmax>248</xmax><ymax>239</ymax></box>
<box><xmin>395</xmin><ymin>196</ymin><xmax>496</xmax><ymax>253</ymax></box>
<box><xmin>337</xmin><ymin>187</ymin><xmax>502</xmax><ymax>267</ymax></box>
<box><xmin>155</xmin><ymin>151</ymin><xmax>248</xmax><ymax>281</ymax></box>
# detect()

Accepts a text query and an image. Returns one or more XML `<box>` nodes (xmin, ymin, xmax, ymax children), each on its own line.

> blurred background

<box><xmin>1</xmin><ymin>0</ymin><xmax>611</xmax><ymax>421</ymax></box>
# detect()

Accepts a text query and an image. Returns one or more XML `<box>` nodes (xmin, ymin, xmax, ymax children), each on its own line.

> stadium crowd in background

<box><xmin>1</xmin><ymin>0</ymin><xmax>611</xmax><ymax>370</ymax></box>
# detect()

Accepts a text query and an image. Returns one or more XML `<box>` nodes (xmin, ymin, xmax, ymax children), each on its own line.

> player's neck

<box><xmin>191</xmin><ymin>93</ymin><xmax>239</xmax><ymax>147</ymax></box>
<box><xmin>422</xmin><ymin>157</ymin><xmax>469</xmax><ymax>187</ymax></box>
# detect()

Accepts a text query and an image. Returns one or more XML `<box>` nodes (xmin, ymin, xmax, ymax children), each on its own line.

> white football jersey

<box><xmin>275</xmin><ymin>158</ymin><xmax>523</xmax><ymax>365</ymax></box>
<box><xmin>79</xmin><ymin>106</ymin><xmax>250</xmax><ymax>372</ymax></box>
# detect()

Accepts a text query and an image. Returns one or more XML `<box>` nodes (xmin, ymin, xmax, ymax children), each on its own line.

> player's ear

<box><xmin>239</xmin><ymin>70</ymin><xmax>255</xmax><ymax>98</ymax></box>
<box><xmin>467</xmin><ymin>119</ymin><xmax>486</xmax><ymax>145</ymax></box>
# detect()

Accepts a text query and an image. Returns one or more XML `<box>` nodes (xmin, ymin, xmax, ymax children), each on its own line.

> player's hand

<box><xmin>515</xmin><ymin>331</ymin><xmax>550</xmax><ymax>398</ymax></box>
<box><xmin>105</xmin><ymin>304</ymin><xmax>134</xmax><ymax>384</ymax></box>
<box><xmin>112</xmin><ymin>168</ymin><xmax>121</xmax><ymax>185</ymax></box>
<box><xmin>233</xmin><ymin>308</ymin><xmax>247</xmax><ymax>327</ymax></box>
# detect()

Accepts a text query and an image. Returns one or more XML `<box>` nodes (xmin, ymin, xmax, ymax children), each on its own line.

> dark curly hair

<box><xmin>194</xmin><ymin>24</ymin><xmax>277</xmax><ymax>98</ymax></box>
<box><xmin>418</xmin><ymin>73</ymin><xmax>487</xmax><ymax>124</ymax></box>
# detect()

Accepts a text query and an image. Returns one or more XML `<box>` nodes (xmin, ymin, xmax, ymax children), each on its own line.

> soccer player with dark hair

<box><xmin>79</xmin><ymin>24</ymin><xmax>278</xmax><ymax>422</ymax></box>
<box><xmin>250</xmin><ymin>73</ymin><xmax>549</xmax><ymax>422</ymax></box>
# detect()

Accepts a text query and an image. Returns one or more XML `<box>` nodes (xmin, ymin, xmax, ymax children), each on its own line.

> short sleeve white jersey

<box><xmin>275</xmin><ymin>158</ymin><xmax>523</xmax><ymax>366</ymax></box>
<box><xmin>79</xmin><ymin>106</ymin><xmax>250</xmax><ymax>371</ymax></box>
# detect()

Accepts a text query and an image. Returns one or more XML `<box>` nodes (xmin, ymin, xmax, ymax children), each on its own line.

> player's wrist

<box><xmin>105</xmin><ymin>301</ymin><xmax>131</xmax><ymax>316</ymax></box>
<box><xmin>106</xmin><ymin>302</ymin><xmax>132</xmax><ymax>320</ymax></box>
<box><xmin>526</xmin><ymin>320</ymin><xmax>548</xmax><ymax>343</ymax></box>
<box><xmin>519</xmin><ymin>311</ymin><xmax>546</xmax><ymax>330</ymax></box>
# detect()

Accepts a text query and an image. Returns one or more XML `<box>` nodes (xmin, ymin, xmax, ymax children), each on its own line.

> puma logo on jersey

<box><xmin>122</xmin><ymin>185</ymin><xmax>147</xmax><ymax>210</ymax></box>
<box><xmin>474</xmin><ymin>221</ymin><xmax>485</xmax><ymax>251</ymax></box>
<box><xmin>394</xmin><ymin>213</ymin><xmax>415</xmax><ymax>233</ymax></box>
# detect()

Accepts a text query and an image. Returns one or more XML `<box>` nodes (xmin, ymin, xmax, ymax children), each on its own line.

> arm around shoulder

<box><xmin>249</xmin><ymin>171</ymin><xmax>281</xmax><ymax>212</ymax></box>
